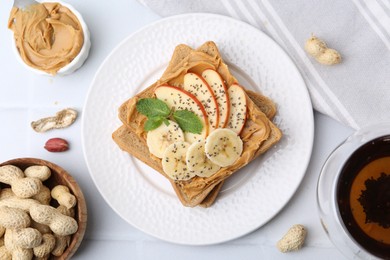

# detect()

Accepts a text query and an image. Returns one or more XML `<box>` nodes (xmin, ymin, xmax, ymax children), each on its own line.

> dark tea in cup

<box><xmin>337</xmin><ymin>136</ymin><xmax>390</xmax><ymax>259</ymax></box>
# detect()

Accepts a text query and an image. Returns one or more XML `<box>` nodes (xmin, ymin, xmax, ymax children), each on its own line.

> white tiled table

<box><xmin>0</xmin><ymin>1</ymin><xmax>354</xmax><ymax>259</ymax></box>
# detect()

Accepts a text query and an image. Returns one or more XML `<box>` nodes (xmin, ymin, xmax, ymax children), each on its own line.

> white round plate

<box><xmin>82</xmin><ymin>13</ymin><xmax>314</xmax><ymax>245</ymax></box>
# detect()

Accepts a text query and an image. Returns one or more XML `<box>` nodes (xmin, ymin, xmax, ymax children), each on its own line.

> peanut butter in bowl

<box><xmin>8</xmin><ymin>1</ymin><xmax>91</xmax><ymax>76</ymax></box>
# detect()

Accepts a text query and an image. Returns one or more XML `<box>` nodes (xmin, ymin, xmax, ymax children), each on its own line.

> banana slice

<box><xmin>146</xmin><ymin>120</ymin><xmax>184</xmax><ymax>158</ymax></box>
<box><xmin>186</xmin><ymin>140</ymin><xmax>221</xmax><ymax>178</ymax></box>
<box><xmin>205</xmin><ymin>128</ymin><xmax>243</xmax><ymax>167</ymax></box>
<box><xmin>162</xmin><ymin>141</ymin><xmax>196</xmax><ymax>181</ymax></box>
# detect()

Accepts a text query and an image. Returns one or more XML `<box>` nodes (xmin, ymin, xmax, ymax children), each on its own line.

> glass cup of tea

<box><xmin>317</xmin><ymin>122</ymin><xmax>390</xmax><ymax>259</ymax></box>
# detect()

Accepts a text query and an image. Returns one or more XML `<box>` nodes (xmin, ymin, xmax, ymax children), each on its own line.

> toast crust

<box><xmin>113</xmin><ymin>41</ymin><xmax>282</xmax><ymax>207</ymax></box>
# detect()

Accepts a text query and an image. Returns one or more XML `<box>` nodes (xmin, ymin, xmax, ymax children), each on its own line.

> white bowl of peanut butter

<box><xmin>8</xmin><ymin>0</ymin><xmax>91</xmax><ymax>76</ymax></box>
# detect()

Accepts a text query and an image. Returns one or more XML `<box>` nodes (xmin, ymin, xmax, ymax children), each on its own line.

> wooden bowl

<box><xmin>0</xmin><ymin>158</ymin><xmax>87</xmax><ymax>260</ymax></box>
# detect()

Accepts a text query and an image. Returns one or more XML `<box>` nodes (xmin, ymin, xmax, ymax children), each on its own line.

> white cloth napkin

<box><xmin>138</xmin><ymin>0</ymin><xmax>390</xmax><ymax>130</ymax></box>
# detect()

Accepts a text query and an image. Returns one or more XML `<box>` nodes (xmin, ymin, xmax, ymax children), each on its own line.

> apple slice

<box><xmin>183</xmin><ymin>72</ymin><xmax>219</xmax><ymax>131</ymax></box>
<box><xmin>155</xmin><ymin>85</ymin><xmax>209</xmax><ymax>143</ymax></box>
<box><xmin>226</xmin><ymin>84</ymin><xmax>247</xmax><ymax>135</ymax></box>
<box><xmin>201</xmin><ymin>69</ymin><xmax>230</xmax><ymax>128</ymax></box>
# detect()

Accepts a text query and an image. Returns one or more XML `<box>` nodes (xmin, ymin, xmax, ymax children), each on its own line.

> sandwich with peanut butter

<box><xmin>112</xmin><ymin>41</ymin><xmax>282</xmax><ymax>207</ymax></box>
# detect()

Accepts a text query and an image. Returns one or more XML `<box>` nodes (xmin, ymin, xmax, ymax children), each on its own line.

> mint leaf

<box><xmin>144</xmin><ymin>116</ymin><xmax>164</xmax><ymax>131</ymax></box>
<box><xmin>136</xmin><ymin>98</ymin><xmax>170</xmax><ymax>118</ymax></box>
<box><xmin>173</xmin><ymin>110</ymin><xmax>203</xmax><ymax>134</ymax></box>
<box><xmin>163</xmin><ymin>118</ymin><xmax>170</xmax><ymax>126</ymax></box>
<box><xmin>136</xmin><ymin>98</ymin><xmax>202</xmax><ymax>134</ymax></box>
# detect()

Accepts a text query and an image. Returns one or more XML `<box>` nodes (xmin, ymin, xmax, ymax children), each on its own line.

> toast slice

<box><xmin>113</xmin><ymin>89</ymin><xmax>279</xmax><ymax>207</ymax></box>
<box><xmin>113</xmin><ymin>41</ymin><xmax>282</xmax><ymax>207</ymax></box>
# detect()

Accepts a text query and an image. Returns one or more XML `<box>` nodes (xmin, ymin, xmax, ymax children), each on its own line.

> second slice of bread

<box><xmin>113</xmin><ymin>41</ymin><xmax>282</xmax><ymax>207</ymax></box>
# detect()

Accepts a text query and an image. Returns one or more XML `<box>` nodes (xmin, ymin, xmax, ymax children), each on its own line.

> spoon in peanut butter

<box><xmin>13</xmin><ymin>0</ymin><xmax>38</xmax><ymax>10</ymax></box>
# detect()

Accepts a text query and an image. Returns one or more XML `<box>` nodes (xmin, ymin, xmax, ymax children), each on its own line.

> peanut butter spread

<box><xmin>125</xmin><ymin>43</ymin><xmax>275</xmax><ymax>201</ymax></box>
<box><xmin>8</xmin><ymin>3</ymin><xmax>84</xmax><ymax>75</ymax></box>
